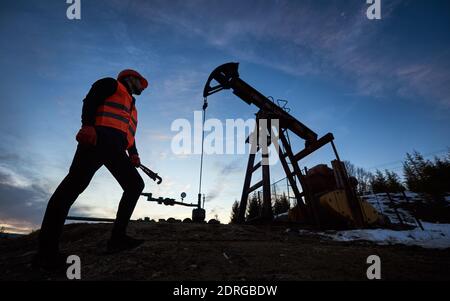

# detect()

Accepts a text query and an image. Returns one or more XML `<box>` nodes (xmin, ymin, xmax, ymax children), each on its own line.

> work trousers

<box><xmin>38</xmin><ymin>130</ymin><xmax>144</xmax><ymax>255</ymax></box>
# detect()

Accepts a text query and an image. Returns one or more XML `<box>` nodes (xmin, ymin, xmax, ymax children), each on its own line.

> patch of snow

<box><xmin>403</xmin><ymin>191</ymin><xmax>420</xmax><ymax>199</ymax></box>
<box><xmin>274</xmin><ymin>212</ymin><xmax>289</xmax><ymax>222</ymax></box>
<box><xmin>319</xmin><ymin>222</ymin><xmax>450</xmax><ymax>249</ymax></box>
<box><xmin>363</xmin><ymin>193</ymin><xmax>419</xmax><ymax>226</ymax></box>
<box><xmin>274</xmin><ymin>212</ymin><xmax>289</xmax><ymax>219</ymax></box>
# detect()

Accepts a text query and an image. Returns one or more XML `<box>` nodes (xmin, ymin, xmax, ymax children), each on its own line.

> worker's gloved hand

<box><xmin>76</xmin><ymin>126</ymin><xmax>97</xmax><ymax>146</ymax></box>
<box><xmin>130</xmin><ymin>154</ymin><xmax>141</xmax><ymax>167</ymax></box>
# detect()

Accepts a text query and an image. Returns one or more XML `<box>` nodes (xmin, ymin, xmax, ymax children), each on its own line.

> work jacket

<box><xmin>81</xmin><ymin>78</ymin><xmax>139</xmax><ymax>155</ymax></box>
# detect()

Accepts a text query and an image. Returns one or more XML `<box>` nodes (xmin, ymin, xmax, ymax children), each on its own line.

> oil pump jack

<box><xmin>136</xmin><ymin>62</ymin><xmax>380</xmax><ymax>228</ymax></box>
<box><xmin>203</xmin><ymin>63</ymin><xmax>380</xmax><ymax>229</ymax></box>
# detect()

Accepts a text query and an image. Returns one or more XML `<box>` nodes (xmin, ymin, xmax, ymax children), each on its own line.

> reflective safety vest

<box><xmin>95</xmin><ymin>81</ymin><xmax>137</xmax><ymax>149</ymax></box>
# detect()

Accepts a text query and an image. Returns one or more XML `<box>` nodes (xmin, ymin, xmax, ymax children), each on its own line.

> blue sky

<box><xmin>0</xmin><ymin>0</ymin><xmax>449</xmax><ymax>233</ymax></box>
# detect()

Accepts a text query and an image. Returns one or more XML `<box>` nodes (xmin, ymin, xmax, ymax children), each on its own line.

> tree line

<box><xmin>229</xmin><ymin>192</ymin><xmax>291</xmax><ymax>224</ymax></box>
<box><xmin>229</xmin><ymin>150</ymin><xmax>450</xmax><ymax>223</ymax></box>
<box><xmin>346</xmin><ymin>150</ymin><xmax>449</xmax><ymax>200</ymax></box>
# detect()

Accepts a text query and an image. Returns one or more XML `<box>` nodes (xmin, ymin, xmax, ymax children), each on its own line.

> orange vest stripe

<box><xmin>131</xmin><ymin>116</ymin><xmax>137</xmax><ymax>126</ymax></box>
<box><xmin>97</xmin><ymin>111</ymin><xmax>130</xmax><ymax>124</ymax></box>
<box><xmin>128</xmin><ymin>125</ymin><xmax>136</xmax><ymax>136</ymax></box>
<box><xmin>103</xmin><ymin>101</ymin><xmax>131</xmax><ymax>113</ymax></box>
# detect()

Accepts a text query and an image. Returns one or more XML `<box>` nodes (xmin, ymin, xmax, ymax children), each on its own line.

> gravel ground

<box><xmin>0</xmin><ymin>222</ymin><xmax>449</xmax><ymax>281</ymax></box>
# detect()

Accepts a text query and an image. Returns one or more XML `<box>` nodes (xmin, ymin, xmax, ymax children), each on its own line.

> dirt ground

<box><xmin>0</xmin><ymin>222</ymin><xmax>449</xmax><ymax>281</ymax></box>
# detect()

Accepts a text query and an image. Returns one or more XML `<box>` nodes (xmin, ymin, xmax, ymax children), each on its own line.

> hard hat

<box><xmin>117</xmin><ymin>69</ymin><xmax>149</xmax><ymax>89</ymax></box>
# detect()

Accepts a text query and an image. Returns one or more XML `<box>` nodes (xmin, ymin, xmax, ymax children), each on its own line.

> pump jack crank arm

<box><xmin>139</xmin><ymin>164</ymin><xmax>162</xmax><ymax>184</ymax></box>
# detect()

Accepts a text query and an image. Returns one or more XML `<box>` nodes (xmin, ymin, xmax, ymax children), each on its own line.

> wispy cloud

<box><xmin>120</xmin><ymin>0</ymin><xmax>449</xmax><ymax>109</ymax></box>
<box><xmin>70</xmin><ymin>205</ymin><xmax>117</xmax><ymax>219</ymax></box>
<box><xmin>206</xmin><ymin>158</ymin><xmax>246</xmax><ymax>202</ymax></box>
<box><xmin>216</xmin><ymin>158</ymin><xmax>245</xmax><ymax>175</ymax></box>
<box><xmin>0</xmin><ymin>166</ymin><xmax>49</xmax><ymax>232</ymax></box>
<box><xmin>0</xmin><ymin>154</ymin><xmax>120</xmax><ymax>233</ymax></box>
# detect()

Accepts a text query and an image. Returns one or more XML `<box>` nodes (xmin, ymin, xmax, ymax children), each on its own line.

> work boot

<box><xmin>106</xmin><ymin>234</ymin><xmax>144</xmax><ymax>253</ymax></box>
<box><xmin>31</xmin><ymin>251</ymin><xmax>67</xmax><ymax>274</ymax></box>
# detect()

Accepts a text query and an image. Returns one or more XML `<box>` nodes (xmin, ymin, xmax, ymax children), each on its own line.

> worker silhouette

<box><xmin>33</xmin><ymin>70</ymin><xmax>149</xmax><ymax>271</ymax></box>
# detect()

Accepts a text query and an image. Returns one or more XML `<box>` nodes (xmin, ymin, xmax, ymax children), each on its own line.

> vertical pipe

<box><xmin>331</xmin><ymin>140</ymin><xmax>342</xmax><ymax>163</ymax></box>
